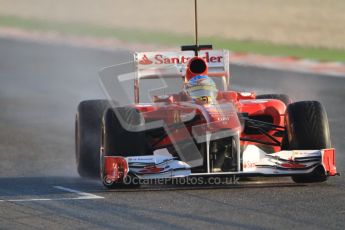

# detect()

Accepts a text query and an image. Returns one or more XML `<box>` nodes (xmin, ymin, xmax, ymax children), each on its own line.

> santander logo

<box><xmin>138</xmin><ymin>52</ymin><xmax>223</xmax><ymax>65</ymax></box>
<box><xmin>139</xmin><ymin>55</ymin><xmax>153</xmax><ymax>65</ymax></box>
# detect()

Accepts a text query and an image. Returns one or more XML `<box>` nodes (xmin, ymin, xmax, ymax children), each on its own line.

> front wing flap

<box><xmin>241</xmin><ymin>145</ymin><xmax>337</xmax><ymax>176</ymax></box>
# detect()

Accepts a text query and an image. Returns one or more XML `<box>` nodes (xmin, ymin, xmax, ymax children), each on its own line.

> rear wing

<box><xmin>133</xmin><ymin>50</ymin><xmax>230</xmax><ymax>103</ymax></box>
<box><xmin>135</xmin><ymin>50</ymin><xmax>230</xmax><ymax>79</ymax></box>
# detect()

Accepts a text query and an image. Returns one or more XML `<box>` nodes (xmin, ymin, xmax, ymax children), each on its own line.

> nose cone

<box><xmin>202</xmin><ymin>104</ymin><xmax>241</xmax><ymax>131</ymax></box>
<box><xmin>192</xmin><ymin>103</ymin><xmax>242</xmax><ymax>142</ymax></box>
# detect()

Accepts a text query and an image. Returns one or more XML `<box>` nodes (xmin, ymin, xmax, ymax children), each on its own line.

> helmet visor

<box><xmin>186</xmin><ymin>85</ymin><xmax>218</xmax><ymax>98</ymax></box>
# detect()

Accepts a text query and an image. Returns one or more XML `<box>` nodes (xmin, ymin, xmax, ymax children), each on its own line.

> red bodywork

<box><xmin>130</xmin><ymin>51</ymin><xmax>286</xmax><ymax>153</ymax></box>
<box><xmin>322</xmin><ymin>148</ymin><xmax>337</xmax><ymax>176</ymax></box>
<box><xmin>133</xmin><ymin>90</ymin><xmax>285</xmax><ymax>153</ymax></box>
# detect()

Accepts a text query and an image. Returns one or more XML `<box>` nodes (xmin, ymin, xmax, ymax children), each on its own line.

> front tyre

<box><xmin>100</xmin><ymin>107</ymin><xmax>148</xmax><ymax>188</ymax></box>
<box><xmin>285</xmin><ymin>101</ymin><xmax>331</xmax><ymax>183</ymax></box>
<box><xmin>75</xmin><ymin>100</ymin><xmax>114</xmax><ymax>177</ymax></box>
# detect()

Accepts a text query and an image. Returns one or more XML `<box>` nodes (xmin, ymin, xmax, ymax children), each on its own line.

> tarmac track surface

<box><xmin>0</xmin><ymin>38</ymin><xmax>344</xmax><ymax>229</ymax></box>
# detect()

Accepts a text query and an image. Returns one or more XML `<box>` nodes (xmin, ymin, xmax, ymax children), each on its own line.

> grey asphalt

<box><xmin>0</xmin><ymin>38</ymin><xmax>344</xmax><ymax>230</ymax></box>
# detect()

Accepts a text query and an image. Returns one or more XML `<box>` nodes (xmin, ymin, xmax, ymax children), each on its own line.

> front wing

<box><xmin>102</xmin><ymin>146</ymin><xmax>337</xmax><ymax>184</ymax></box>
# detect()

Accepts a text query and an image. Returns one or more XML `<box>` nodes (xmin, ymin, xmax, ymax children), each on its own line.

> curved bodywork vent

<box><xmin>185</xmin><ymin>57</ymin><xmax>208</xmax><ymax>81</ymax></box>
<box><xmin>189</xmin><ymin>58</ymin><xmax>207</xmax><ymax>74</ymax></box>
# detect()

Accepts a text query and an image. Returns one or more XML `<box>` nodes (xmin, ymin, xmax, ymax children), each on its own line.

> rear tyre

<box><xmin>256</xmin><ymin>94</ymin><xmax>291</xmax><ymax>106</ymax></box>
<box><xmin>101</xmin><ymin>107</ymin><xmax>149</xmax><ymax>188</ymax></box>
<box><xmin>285</xmin><ymin>101</ymin><xmax>331</xmax><ymax>183</ymax></box>
<box><xmin>75</xmin><ymin>100</ymin><xmax>114</xmax><ymax>178</ymax></box>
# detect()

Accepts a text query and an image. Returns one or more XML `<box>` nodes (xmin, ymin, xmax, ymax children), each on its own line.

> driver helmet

<box><xmin>184</xmin><ymin>75</ymin><xmax>218</xmax><ymax>103</ymax></box>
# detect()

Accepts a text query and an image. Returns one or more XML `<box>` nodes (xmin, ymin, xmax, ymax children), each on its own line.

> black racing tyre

<box><xmin>291</xmin><ymin>165</ymin><xmax>328</xmax><ymax>183</ymax></box>
<box><xmin>101</xmin><ymin>107</ymin><xmax>149</xmax><ymax>188</ymax></box>
<box><xmin>285</xmin><ymin>101</ymin><xmax>331</xmax><ymax>183</ymax></box>
<box><xmin>75</xmin><ymin>100</ymin><xmax>115</xmax><ymax>178</ymax></box>
<box><xmin>102</xmin><ymin>107</ymin><xmax>149</xmax><ymax>157</ymax></box>
<box><xmin>256</xmin><ymin>94</ymin><xmax>291</xmax><ymax>106</ymax></box>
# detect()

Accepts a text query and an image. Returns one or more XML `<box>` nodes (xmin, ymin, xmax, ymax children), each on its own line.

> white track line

<box><xmin>53</xmin><ymin>186</ymin><xmax>104</xmax><ymax>199</ymax></box>
<box><xmin>0</xmin><ymin>186</ymin><xmax>104</xmax><ymax>202</ymax></box>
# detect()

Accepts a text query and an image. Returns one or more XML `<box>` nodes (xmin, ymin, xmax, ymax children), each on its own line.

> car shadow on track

<box><xmin>98</xmin><ymin>177</ymin><xmax>308</xmax><ymax>193</ymax></box>
<box><xmin>0</xmin><ymin>176</ymin><xmax>309</xmax><ymax>197</ymax></box>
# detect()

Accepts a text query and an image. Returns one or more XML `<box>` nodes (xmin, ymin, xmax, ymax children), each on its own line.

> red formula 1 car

<box><xmin>75</xmin><ymin>45</ymin><xmax>338</xmax><ymax>188</ymax></box>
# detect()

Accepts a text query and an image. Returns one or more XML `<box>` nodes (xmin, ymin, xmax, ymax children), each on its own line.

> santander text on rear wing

<box><xmin>135</xmin><ymin>50</ymin><xmax>230</xmax><ymax>83</ymax></box>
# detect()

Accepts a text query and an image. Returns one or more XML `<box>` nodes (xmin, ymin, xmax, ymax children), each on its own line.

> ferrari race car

<box><xmin>75</xmin><ymin>45</ymin><xmax>338</xmax><ymax>189</ymax></box>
